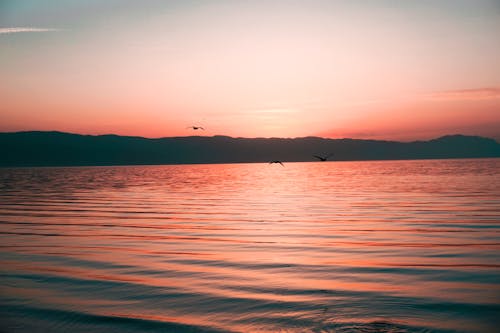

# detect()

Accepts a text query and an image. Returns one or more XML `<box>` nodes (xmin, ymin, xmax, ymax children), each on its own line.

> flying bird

<box><xmin>187</xmin><ymin>126</ymin><xmax>204</xmax><ymax>130</ymax></box>
<box><xmin>313</xmin><ymin>153</ymin><xmax>334</xmax><ymax>161</ymax></box>
<box><xmin>269</xmin><ymin>160</ymin><xmax>284</xmax><ymax>166</ymax></box>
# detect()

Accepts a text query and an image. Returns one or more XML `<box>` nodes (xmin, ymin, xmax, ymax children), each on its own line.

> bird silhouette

<box><xmin>313</xmin><ymin>153</ymin><xmax>333</xmax><ymax>161</ymax></box>
<box><xmin>269</xmin><ymin>160</ymin><xmax>284</xmax><ymax>166</ymax></box>
<box><xmin>186</xmin><ymin>126</ymin><xmax>204</xmax><ymax>130</ymax></box>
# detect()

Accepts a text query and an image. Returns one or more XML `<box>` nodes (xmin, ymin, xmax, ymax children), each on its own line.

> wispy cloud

<box><xmin>251</xmin><ymin>108</ymin><xmax>300</xmax><ymax>114</ymax></box>
<box><xmin>426</xmin><ymin>87</ymin><xmax>500</xmax><ymax>101</ymax></box>
<box><xmin>0</xmin><ymin>27</ymin><xmax>60</xmax><ymax>34</ymax></box>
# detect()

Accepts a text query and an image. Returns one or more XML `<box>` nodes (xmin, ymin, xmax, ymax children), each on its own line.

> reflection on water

<box><xmin>1</xmin><ymin>159</ymin><xmax>499</xmax><ymax>333</ymax></box>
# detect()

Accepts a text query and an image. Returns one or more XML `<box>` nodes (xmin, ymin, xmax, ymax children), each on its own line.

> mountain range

<box><xmin>0</xmin><ymin>131</ymin><xmax>499</xmax><ymax>167</ymax></box>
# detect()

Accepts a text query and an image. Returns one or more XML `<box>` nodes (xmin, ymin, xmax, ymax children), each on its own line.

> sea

<box><xmin>1</xmin><ymin>158</ymin><xmax>499</xmax><ymax>333</ymax></box>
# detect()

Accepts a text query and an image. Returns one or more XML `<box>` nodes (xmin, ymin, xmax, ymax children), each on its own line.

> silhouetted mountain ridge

<box><xmin>0</xmin><ymin>131</ymin><xmax>498</xmax><ymax>166</ymax></box>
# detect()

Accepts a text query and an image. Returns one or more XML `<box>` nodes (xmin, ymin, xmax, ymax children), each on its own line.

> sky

<box><xmin>1</xmin><ymin>0</ymin><xmax>499</xmax><ymax>141</ymax></box>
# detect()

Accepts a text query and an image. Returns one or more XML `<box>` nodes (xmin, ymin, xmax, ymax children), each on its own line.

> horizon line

<box><xmin>1</xmin><ymin>130</ymin><xmax>498</xmax><ymax>144</ymax></box>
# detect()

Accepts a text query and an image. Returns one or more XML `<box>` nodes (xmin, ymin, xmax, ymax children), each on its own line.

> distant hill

<box><xmin>0</xmin><ymin>131</ymin><xmax>499</xmax><ymax>167</ymax></box>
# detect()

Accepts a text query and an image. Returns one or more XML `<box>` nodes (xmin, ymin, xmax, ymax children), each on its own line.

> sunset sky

<box><xmin>1</xmin><ymin>0</ymin><xmax>499</xmax><ymax>141</ymax></box>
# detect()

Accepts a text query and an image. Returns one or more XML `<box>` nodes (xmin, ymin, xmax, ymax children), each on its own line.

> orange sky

<box><xmin>1</xmin><ymin>1</ymin><xmax>499</xmax><ymax>141</ymax></box>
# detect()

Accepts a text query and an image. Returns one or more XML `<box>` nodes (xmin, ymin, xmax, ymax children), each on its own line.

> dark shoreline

<box><xmin>1</xmin><ymin>131</ymin><xmax>499</xmax><ymax>167</ymax></box>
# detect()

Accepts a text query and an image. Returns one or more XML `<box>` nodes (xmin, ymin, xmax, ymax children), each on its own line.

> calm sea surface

<box><xmin>1</xmin><ymin>159</ymin><xmax>499</xmax><ymax>333</ymax></box>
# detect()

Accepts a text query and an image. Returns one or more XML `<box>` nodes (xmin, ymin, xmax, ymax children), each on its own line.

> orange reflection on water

<box><xmin>1</xmin><ymin>159</ymin><xmax>499</xmax><ymax>332</ymax></box>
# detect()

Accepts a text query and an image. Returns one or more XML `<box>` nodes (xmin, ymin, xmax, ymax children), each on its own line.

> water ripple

<box><xmin>1</xmin><ymin>159</ymin><xmax>499</xmax><ymax>332</ymax></box>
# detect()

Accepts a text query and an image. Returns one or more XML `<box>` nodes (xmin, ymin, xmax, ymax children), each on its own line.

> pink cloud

<box><xmin>426</xmin><ymin>87</ymin><xmax>500</xmax><ymax>100</ymax></box>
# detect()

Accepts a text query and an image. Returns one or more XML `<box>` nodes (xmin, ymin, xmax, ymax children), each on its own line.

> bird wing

<box><xmin>313</xmin><ymin>155</ymin><xmax>323</xmax><ymax>160</ymax></box>
<box><xmin>278</xmin><ymin>161</ymin><xmax>284</xmax><ymax>166</ymax></box>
